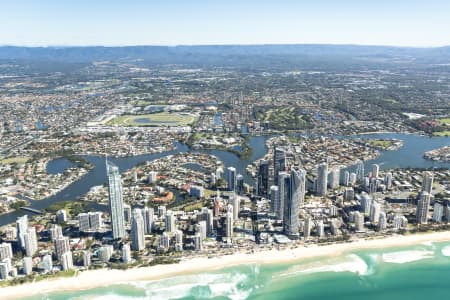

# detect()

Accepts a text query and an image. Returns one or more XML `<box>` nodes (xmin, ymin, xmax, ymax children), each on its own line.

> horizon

<box><xmin>1</xmin><ymin>0</ymin><xmax>450</xmax><ymax>47</ymax></box>
<box><xmin>0</xmin><ymin>43</ymin><xmax>449</xmax><ymax>49</ymax></box>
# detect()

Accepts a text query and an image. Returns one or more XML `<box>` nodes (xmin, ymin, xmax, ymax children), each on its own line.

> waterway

<box><xmin>1</xmin><ymin>133</ymin><xmax>448</xmax><ymax>227</ymax></box>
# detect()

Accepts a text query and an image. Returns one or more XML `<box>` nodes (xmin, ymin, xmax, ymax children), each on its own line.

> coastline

<box><xmin>3</xmin><ymin>231</ymin><xmax>450</xmax><ymax>299</ymax></box>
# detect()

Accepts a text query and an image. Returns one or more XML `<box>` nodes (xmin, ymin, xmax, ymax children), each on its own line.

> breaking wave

<box><xmin>276</xmin><ymin>254</ymin><xmax>370</xmax><ymax>278</ymax></box>
<box><xmin>441</xmin><ymin>245</ymin><xmax>450</xmax><ymax>257</ymax></box>
<box><xmin>381</xmin><ymin>250</ymin><xmax>434</xmax><ymax>264</ymax></box>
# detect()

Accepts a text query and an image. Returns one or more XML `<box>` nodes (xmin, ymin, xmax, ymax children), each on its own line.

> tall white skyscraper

<box><xmin>122</xmin><ymin>244</ymin><xmax>132</xmax><ymax>264</ymax></box>
<box><xmin>343</xmin><ymin>171</ymin><xmax>350</xmax><ymax>186</ymax></box>
<box><xmin>316</xmin><ymin>220</ymin><xmax>324</xmax><ymax>237</ymax></box>
<box><xmin>225</xmin><ymin>212</ymin><xmax>233</xmax><ymax>243</ymax></box>
<box><xmin>165</xmin><ymin>210</ymin><xmax>175</xmax><ymax>233</ymax></box>
<box><xmin>269</xmin><ymin>185</ymin><xmax>279</xmax><ymax>217</ymax></box>
<box><xmin>23</xmin><ymin>256</ymin><xmax>33</xmax><ymax>275</ymax></box>
<box><xmin>175</xmin><ymin>230</ymin><xmax>183</xmax><ymax>251</ymax></box>
<box><xmin>82</xmin><ymin>250</ymin><xmax>91</xmax><ymax>267</ymax></box>
<box><xmin>356</xmin><ymin>160</ymin><xmax>365</xmax><ymax>182</ymax></box>
<box><xmin>0</xmin><ymin>261</ymin><xmax>9</xmax><ymax>280</ymax></box>
<box><xmin>61</xmin><ymin>251</ymin><xmax>73</xmax><ymax>271</ymax></box>
<box><xmin>197</xmin><ymin>221</ymin><xmax>207</xmax><ymax>240</ymax></box>
<box><xmin>384</xmin><ymin>172</ymin><xmax>393</xmax><ymax>190</ymax></box>
<box><xmin>304</xmin><ymin>216</ymin><xmax>312</xmax><ymax>240</ymax></box>
<box><xmin>372</xmin><ymin>164</ymin><xmax>379</xmax><ymax>179</ymax></box>
<box><xmin>107</xmin><ymin>161</ymin><xmax>126</xmax><ymax>239</ymax></box>
<box><xmin>360</xmin><ymin>192</ymin><xmax>373</xmax><ymax>215</ymax></box>
<box><xmin>316</xmin><ymin>162</ymin><xmax>328</xmax><ymax>196</ymax></box>
<box><xmin>16</xmin><ymin>215</ymin><xmax>28</xmax><ymax>249</ymax></box>
<box><xmin>370</xmin><ymin>201</ymin><xmax>381</xmax><ymax>223</ymax></box>
<box><xmin>42</xmin><ymin>254</ymin><xmax>53</xmax><ymax>272</ymax></box>
<box><xmin>131</xmin><ymin>208</ymin><xmax>145</xmax><ymax>251</ymax></box>
<box><xmin>143</xmin><ymin>207</ymin><xmax>154</xmax><ymax>234</ymax></box>
<box><xmin>159</xmin><ymin>232</ymin><xmax>170</xmax><ymax>250</ymax></box>
<box><xmin>433</xmin><ymin>202</ymin><xmax>444</xmax><ymax>223</ymax></box>
<box><xmin>231</xmin><ymin>195</ymin><xmax>240</xmax><ymax>220</ymax></box>
<box><xmin>50</xmin><ymin>224</ymin><xmax>63</xmax><ymax>240</ymax></box>
<box><xmin>98</xmin><ymin>245</ymin><xmax>114</xmax><ymax>263</ymax></box>
<box><xmin>24</xmin><ymin>227</ymin><xmax>38</xmax><ymax>257</ymax></box>
<box><xmin>0</xmin><ymin>243</ymin><xmax>13</xmax><ymax>260</ymax></box>
<box><xmin>354</xmin><ymin>211</ymin><xmax>365</xmax><ymax>232</ymax></box>
<box><xmin>328</xmin><ymin>167</ymin><xmax>340</xmax><ymax>189</ymax></box>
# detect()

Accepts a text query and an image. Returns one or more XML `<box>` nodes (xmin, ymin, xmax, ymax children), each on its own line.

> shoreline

<box><xmin>3</xmin><ymin>231</ymin><xmax>450</xmax><ymax>299</ymax></box>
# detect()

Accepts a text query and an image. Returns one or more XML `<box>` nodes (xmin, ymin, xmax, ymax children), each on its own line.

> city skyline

<box><xmin>1</xmin><ymin>0</ymin><xmax>450</xmax><ymax>47</ymax></box>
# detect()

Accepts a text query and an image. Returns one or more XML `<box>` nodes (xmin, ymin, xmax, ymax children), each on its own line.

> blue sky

<box><xmin>0</xmin><ymin>0</ymin><xmax>449</xmax><ymax>47</ymax></box>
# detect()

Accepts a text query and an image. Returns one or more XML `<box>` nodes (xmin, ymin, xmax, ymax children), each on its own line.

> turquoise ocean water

<box><xmin>24</xmin><ymin>241</ymin><xmax>450</xmax><ymax>300</ymax></box>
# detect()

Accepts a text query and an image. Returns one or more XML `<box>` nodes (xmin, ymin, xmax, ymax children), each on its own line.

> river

<box><xmin>0</xmin><ymin>133</ymin><xmax>448</xmax><ymax>226</ymax></box>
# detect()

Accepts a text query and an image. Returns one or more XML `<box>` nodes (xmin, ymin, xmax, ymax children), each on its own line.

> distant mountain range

<box><xmin>1</xmin><ymin>44</ymin><xmax>449</xmax><ymax>67</ymax></box>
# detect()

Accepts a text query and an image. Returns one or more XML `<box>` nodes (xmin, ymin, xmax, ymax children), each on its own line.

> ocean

<box><xmin>24</xmin><ymin>241</ymin><xmax>450</xmax><ymax>300</ymax></box>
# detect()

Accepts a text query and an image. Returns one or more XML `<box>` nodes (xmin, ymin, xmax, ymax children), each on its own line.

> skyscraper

<box><xmin>165</xmin><ymin>210</ymin><xmax>175</xmax><ymax>233</ymax></box>
<box><xmin>16</xmin><ymin>215</ymin><xmax>28</xmax><ymax>249</ymax></box>
<box><xmin>417</xmin><ymin>191</ymin><xmax>431</xmax><ymax>224</ymax></box>
<box><xmin>269</xmin><ymin>185</ymin><xmax>279</xmax><ymax>216</ymax></box>
<box><xmin>236</xmin><ymin>174</ymin><xmax>244</xmax><ymax>195</ymax></box>
<box><xmin>421</xmin><ymin>171</ymin><xmax>434</xmax><ymax>194</ymax></box>
<box><xmin>372</xmin><ymin>164</ymin><xmax>379</xmax><ymax>179</ymax></box>
<box><xmin>24</xmin><ymin>227</ymin><xmax>38</xmax><ymax>257</ymax></box>
<box><xmin>0</xmin><ymin>243</ymin><xmax>13</xmax><ymax>260</ymax></box>
<box><xmin>316</xmin><ymin>162</ymin><xmax>328</xmax><ymax>196</ymax></box>
<box><xmin>61</xmin><ymin>251</ymin><xmax>73</xmax><ymax>271</ymax></box>
<box><xmin>23</xmin><ymin>256</ymin><xmax>33</xmax><ymax>275</ymax></box>
<box><xmin>107</xmin><ymin>161</ymin><xmax>126</xmax><ymax>239</ymax></box>
<box><xmin>231</xmin><ymin>195</ymin><xmax>240</xmax><ymax>220</ymax></box>
<box><xmin>384</xmin><ymin>172</ymin><xmax>393</xmax><ymax>190</ymax></box>
<box><xmin>284</xmin><ymin>168</ymin><xmax>306</xmax><ymax>239</ymax></box>
<box><xmin>304</xmin><ymin>216</ymin><xmax>312</xmax><ymax>240</ymax></box>
<box><xmin>257</xmin><ymin>160</ymin><xmax>270</xmax><ymax>197</ymax></box>
<box><xmin>83</xmin><ymin>250</ymin><xmax>91</xmax><ymax>267</ymax></box>
<box><xmin>49</xmin><ymin>224</ymin><xmax>63</xmax><ymax>241</ymax></box>
<box><xmin>328</xmin><ymin>167</ymin><xmax>340</xmax><ymax>189</ymax></box>
<box><xmin>143</xmin><ymin>207</ymin><xmax>154</xmax><ymax>234</ymax></box>
<box><xmin>122</xmin><ymin>244</ymin><xmax>131</xmax><ymax>264</ymax></box>
<box><xmin>343</xmin><ymin>170</ymin><xmax>350</xmax><ymax>186</ymax></box>
<box><xmin>433</xmin><ymin>202</ymin><xmax>443</xmax><ymax>223</ymax></box>
<box><xmin>356</xmin><ymin>160</ymin><xmax>365</xmax><ymax>183</ymax></box>
<box><xmin>273</xmin><ymin>147</ymin><xmax>286</xmax><ymax>186</ymax></box>
<box><xmin>54</xmin><ymin>236</ymin><xmax>70</xmax><ymax>261</ymax></box>
<box><xmin>42</xmin><ymin>254</ymin><xmax>53</xmax><ymax>272</ymax></box>
<box><xmin>225</xmin><ymin>212</ymin><xmax>233</xmax><ymax>243</ymax></box>
<box><xmin>131</xmin><ymin>208</ymin><xmax>145</xmax><ymax>251</ymax></box>
<box><xmin>175</xmin><ymin>230</ymin><xmax>183</xmax><ymax>251</ymax></box>
<box><xmin>369</xmin><ymin>201</ymin><xmax>381</xmax><ymax>223</ymax></box>
<box><xmin>226</xmin><ymin>167</ymin><xmax>237</xmax><ymax>192</ymax></box>
<box><xmin>277</xmin><ymin>172</ymin><xmax>289</xmax><ymax>220</ymax></box>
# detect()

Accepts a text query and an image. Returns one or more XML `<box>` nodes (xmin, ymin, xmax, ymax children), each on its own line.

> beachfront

<box><xmin>2</xmin><ymin>231</ymin><xmax>450</xmax><ymax>300</ymax></box>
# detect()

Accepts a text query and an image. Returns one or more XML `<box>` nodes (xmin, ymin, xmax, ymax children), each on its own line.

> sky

<box><xmin>0</xmin><ymin>0</ymin><xmax>449</xmax><ymax>47</ymax></box>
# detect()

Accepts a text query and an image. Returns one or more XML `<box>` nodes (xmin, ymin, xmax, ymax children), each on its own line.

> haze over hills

<box><xmin>1</xmin><ymin>44</ymin><xmax>450</xmax><ymax>66</ymax></box>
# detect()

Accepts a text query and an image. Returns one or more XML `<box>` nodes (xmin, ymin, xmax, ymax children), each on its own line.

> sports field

<box><xmin>107</xmin><ymin>112</ymin><xmax>197</xmax><ymax>126</ymax></box>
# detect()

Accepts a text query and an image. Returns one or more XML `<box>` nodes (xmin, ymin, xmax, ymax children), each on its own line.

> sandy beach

<box><xmin>2</xmin><ymin>231</ymin><xmax>450</xmax><ymax>299</ymax></box>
